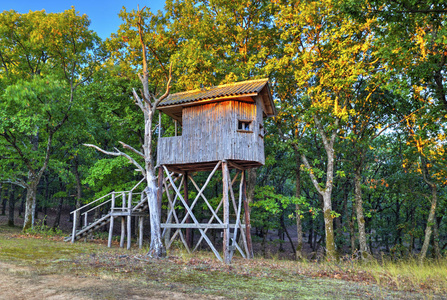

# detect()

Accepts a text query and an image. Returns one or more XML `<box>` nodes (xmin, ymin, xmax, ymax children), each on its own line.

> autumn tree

<box><xmin>270</xmin><ymin>0</ymin><xmax>387</xmax><ymax>259</ymax></box>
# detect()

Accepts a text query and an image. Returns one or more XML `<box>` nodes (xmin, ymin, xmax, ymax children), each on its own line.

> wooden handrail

<box><xmin>71</xmin><ymin>178</ymin><xmax>146</xmax><ymax>215</ymax></box>
<box><xmin>70</xmin><ymin>191</ymin><xmax>115</xmax><ymax>214</ymax></box>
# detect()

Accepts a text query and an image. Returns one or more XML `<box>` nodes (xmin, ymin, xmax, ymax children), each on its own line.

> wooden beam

<box><xmin>242</xmin><ymin>170</ymin><xmax>253</xmax><ymax>258</ymax></box>
<box><xmin>184</xmin><ymin>171</ymin><xmax>191</xmax><ymax>248</ymax></box>
<box><xmin>120</xmin><ymin>217</ymin><xmax>125</xmax><ymax>248</ymax></box>
<box><xmin>230</xmin><ymin>170</ymin><xmax>244</xmax><ymax>260</ymax></box>
<box><xmin>222</xmin><ymin>161</ymin><xmax>231</xmax><ymax>264</ymax></box>
<box><xmin>227</xmin><ymin>160</ymin><xmax>245</xmax><ymax>171</ymax></box>
<box><xmin>157</xmin><ymin>166</ymin><xmax>163</xmax><ymax>217</ymax></box>
<box><xmin>188</xmin><ymin>175</ymin><xmax>223</xmax><ymax>224</ymax></box>
<box><xmin>108</xmin><ymin>193</ymin><xmax>116</xmax><ymax>247</ymax></box>
<box><xmin>138</xmin><ymin>216</ymin><xmax>143</xmax><ymax>249</ymax></box>
<box><xmin>127</xmin><ymin>192</ymin><xmax>132</xmax><ymax>250</ymax></box>
<box><xmin>161</xmin><ymin>223</ymin><xmax>247</xmax><ymax>229</ymax></box>
<box><xmin>180</xmin><ymin>162</ymin><xmax>222</xmax><ymax>224</ymax></box>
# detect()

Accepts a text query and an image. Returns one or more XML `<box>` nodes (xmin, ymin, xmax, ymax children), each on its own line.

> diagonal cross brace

<box><xmin>163</xmin><ymin>164</ymin><xmax>223</xmax><ymax>262</ymax></box>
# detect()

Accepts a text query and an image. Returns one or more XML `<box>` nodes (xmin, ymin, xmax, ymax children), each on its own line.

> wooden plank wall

<box><xmin>157</xmin><ymin>99</ymin><xmax>266</xmax><ymax>166</ymax></box>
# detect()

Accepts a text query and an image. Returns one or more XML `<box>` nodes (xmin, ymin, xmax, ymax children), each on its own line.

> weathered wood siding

<box><xmin>157</xmin><ymin>136</ymin><xmax>183</xmax><ymax>164</ymax></box>
<box><xmin>157</xmin><ymin>100</ymin><xmax>265</xmax><ymax>166</ymax></box>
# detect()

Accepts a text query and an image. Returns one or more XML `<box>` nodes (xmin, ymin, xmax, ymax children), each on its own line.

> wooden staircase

<box><xmin>65</xmin><ymin>178</ymin><xmax>149</xmax><ymax>248</ymax></box>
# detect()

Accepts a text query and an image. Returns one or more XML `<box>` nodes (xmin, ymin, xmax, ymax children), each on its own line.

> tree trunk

<box><xmin>322</xmin><ymin>192</ymin><xmax>336</xmax><ymax>260</ymax></box>
<box><xmin>295</xmin><ymin>154</ymin><xmax>303</xmax><ymax>260</ymax></box>
<box><xmin>350</xmin><ymin>205</ymin><xmax>356</xmax><ymax>255</ymax></box>
<box><xmin>8</xmin><ymin>185</ymin><xmax>15</xmax><ymax>227</ymax></box>
<box><xmin>354</xmin><ymin>167</ymin><xmax>371</xmax><ymax>259</ymax></box>
<box><xmin>246</xmin><ymin>168</ymin><xmax>256</xmax><ymax>211</ymax></box>
<box><xmin>433</xmin><ymin>216</ymin><xmax>441</xmax><ymax>259</ymax></box>
<box><xmin>53</xmin><ymin>179</ymin><xmax>64</xmax><ymax>229</ymax></box>
<box><xmin>1</xmin><ymin>184</ymin><xmax>6</xmax><ymax>216</ymax></box>
<box><xmin>420</xmin><ymin>183</ymin><xmax>437</xmax><ymax>262</ymax></box>
<box><xmin>72</xmin><ymin>158</ymin><xmax>82</xmax><ymax>229</ymax></box>
<box><xmin>23</xmin><ymin>172</ymin><xmax>39</xmax><ymax>231</ymax></box>
<box><xmin>301</xmin><ymin>117</ymin><xmax>339</xmax><ymax>260</ymax></box>
<box><xmin>146</xmin><ymin>168</ymin><xmax>165</xmax><ymax>257</ymax></box>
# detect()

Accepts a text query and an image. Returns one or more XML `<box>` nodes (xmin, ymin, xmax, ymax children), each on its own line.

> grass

<box><xmin>0</xmin><ymin>225</ymin><xmax>445</xmax><ymax>299</ymax></box>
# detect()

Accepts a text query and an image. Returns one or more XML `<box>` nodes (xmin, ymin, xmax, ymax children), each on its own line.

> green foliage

<box><xmin>24</xmin><ymin>218</ymin><xmax>63</xmax><ymax>237</ymax></box>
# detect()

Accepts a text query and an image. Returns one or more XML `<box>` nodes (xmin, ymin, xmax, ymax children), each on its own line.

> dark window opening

<box><xmin>238</xmin><ymin>120</ymin><xmax>252</xmax><ymax>131</ymax></box>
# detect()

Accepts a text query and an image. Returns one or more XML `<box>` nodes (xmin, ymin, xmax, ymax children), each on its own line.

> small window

<box><xmin>238</xmin><ymin>120</ymin><xmax>252</xmax><ymax>132</ymax></box>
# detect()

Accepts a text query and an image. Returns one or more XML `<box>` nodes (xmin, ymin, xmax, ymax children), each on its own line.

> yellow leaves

<box><xmin>414</xmin><ymin>27</ymin><xmax>428</xmax><ymax>59</ymax></box>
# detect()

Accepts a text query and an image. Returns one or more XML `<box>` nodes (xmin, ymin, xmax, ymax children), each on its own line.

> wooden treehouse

<box><xmin>66</xmin><ymin>78</ymin><xmax>275</xmax><ymax>264</ymax></box>
<box><xmin>157</xmin><ymin>78</ymin><xmax>276</xmax><ymax>263</ymax></box>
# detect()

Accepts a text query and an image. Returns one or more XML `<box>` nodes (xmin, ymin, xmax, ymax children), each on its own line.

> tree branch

<box><xmin>153</xmin><ymin>63</ymin><xmax>172</xmax><ymax>110</ymax></box>
<box><xmin>118</xmin><ymin>141</ymin><xmax>145</xmax><ymax>158</ymax></box>
<box><xmin>83</xmin><ymin>143</ymin><xmax>146</xmax><ymax>177</ymax></box>
<box><xmin>301</xmin><ymin>154</ymin><xmax>324</xmax><ymax>195</ymax></box>
<box><xmin>2</xmin><ymin>179</ymin><xmax>28</xmax><ymax>189</ymax></box>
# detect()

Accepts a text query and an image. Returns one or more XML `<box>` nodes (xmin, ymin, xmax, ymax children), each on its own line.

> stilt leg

<box><xmin>120</xmin><ymin>217</ymin><xmax>125</xmax><ymax>248</ymax></box>
<box><xmin>222</xmin><ymin>161</ymin><xmax>231</xmax><ymax>264</ymax></box>
<box><xmin>108</xmin><ymin>216</ymin><xmax>114</xmax><ymax>248</ymax></box>
<box><xmin>139</xmin><ymin>216</ymin><xmax>143</xmax><ymax>249</ymax></box>
<box><xmin>242</xmin><ymin>170</ymin><xmax>253</xmax><ymax>258</ymax></box>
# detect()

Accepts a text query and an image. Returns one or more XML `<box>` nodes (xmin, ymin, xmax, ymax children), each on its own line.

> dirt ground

<box><xmin>0</xmin><ymin>262</ymin><xmax>222</xmax><ymax>300</ymax></box>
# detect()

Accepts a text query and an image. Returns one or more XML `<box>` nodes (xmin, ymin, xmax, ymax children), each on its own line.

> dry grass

<box><xmin>0</xmin><ymin>225</ymin><xmax>445</xmax><ymax>299</ymax></box>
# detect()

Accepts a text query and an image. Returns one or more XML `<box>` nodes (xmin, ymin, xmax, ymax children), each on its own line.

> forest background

<box><xmin>0</xmin><ymin>0</ymin><xmax>446</xmax><ymax>262</ymax></box>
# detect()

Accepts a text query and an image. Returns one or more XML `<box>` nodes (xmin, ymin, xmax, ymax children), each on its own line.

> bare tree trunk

<box><xmin>420</xmin><ymin>183</ymin><xmax>437</xmax><ymax>262</ymax></box>
<box><xmin>146</xmin><ymin>168</ymin><xmax>164</xmax><ymax>257</ymax></box>
<box><xmin>354</xmin><ymin>166</ymin><xmax>371</xmax><ymax>259</ymax></box>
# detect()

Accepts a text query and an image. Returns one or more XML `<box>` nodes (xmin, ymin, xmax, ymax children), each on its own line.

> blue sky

<box><xmin>1</xmin><ymin>0</ymin><xmax>166</xmax><ymax>40</ymax></box>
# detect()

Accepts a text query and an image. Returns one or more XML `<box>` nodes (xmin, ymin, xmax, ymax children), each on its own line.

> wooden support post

<box><xmin>71</xmin><ymin>210</ymin><xmax>77</xmax><ymax>243</ymax></box>
<box><xmin>138</xmin><ymin>216</ymin><xmax>144</xmax><ymax>249</ymax></box>
<box><xmin>184</xmin><ymin>171</ymin><xmax>191</xmax><ymax>248</ymax></box>
<box><xmin>157</xmin><ymin>167</ymin><xmax>163</xmax><ymax>218</ymax></box>
<box><xmin>120</xmin><ymin>218</ymin><xmax>125</xmax><ymax>248</ymax></box>
<box><xmin>108</xmin><ymin>193</ymin><xmax>116</xmax><ymax>248</ymax></box>
<box><xmin>242</xmin><ymin>171</ymin><xmax>253</xmax><ymax>258</ymax></box>
<box><xmin>127</xmin><ymin>192</ymin><xmax>132</xmax><ymax>250</ymax></box>
<box><xmin>120</xmin><ymin>192</ymin><xmax>125</xmax><ymax>248</ymax></box>
<box><xmin>222</xmin><ymin>161</ymin><xmax>231</xmax><ymax>264</ymax></box>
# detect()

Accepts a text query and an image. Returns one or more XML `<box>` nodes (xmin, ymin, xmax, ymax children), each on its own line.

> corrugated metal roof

<box><xmin>159</xmin><ymin>78</ymin><xmax>269</xmax><ymax>107</ymax></box>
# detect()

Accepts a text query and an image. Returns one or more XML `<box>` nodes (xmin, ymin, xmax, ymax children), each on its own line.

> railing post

<box><xmin>120</xmin><ymin>192</ymin><xmax>125</xmax><ymax>248</ymax></box>
<box><xmin>138</xmin><ymin>216</ymin><xmax>143</xmax><ymax>249</ymax></box>
<box><xmin>71</xmin><ymin>210</ymin><xmax>77</xmax><ymax>243</ymax></box>
<box><xmin>127</xmin><ymin>191</ymin><xmax>132</xmax><ymax>250</ymax></box>
<box><xmin>84</xmin><ymin>213</ymin><xmax>88</xmax><ymax>228</ymax></box>
<box><xmin>108</xmin><ymin>192</ymin><xmax>116</xmax><ymax>248</ymax></box>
